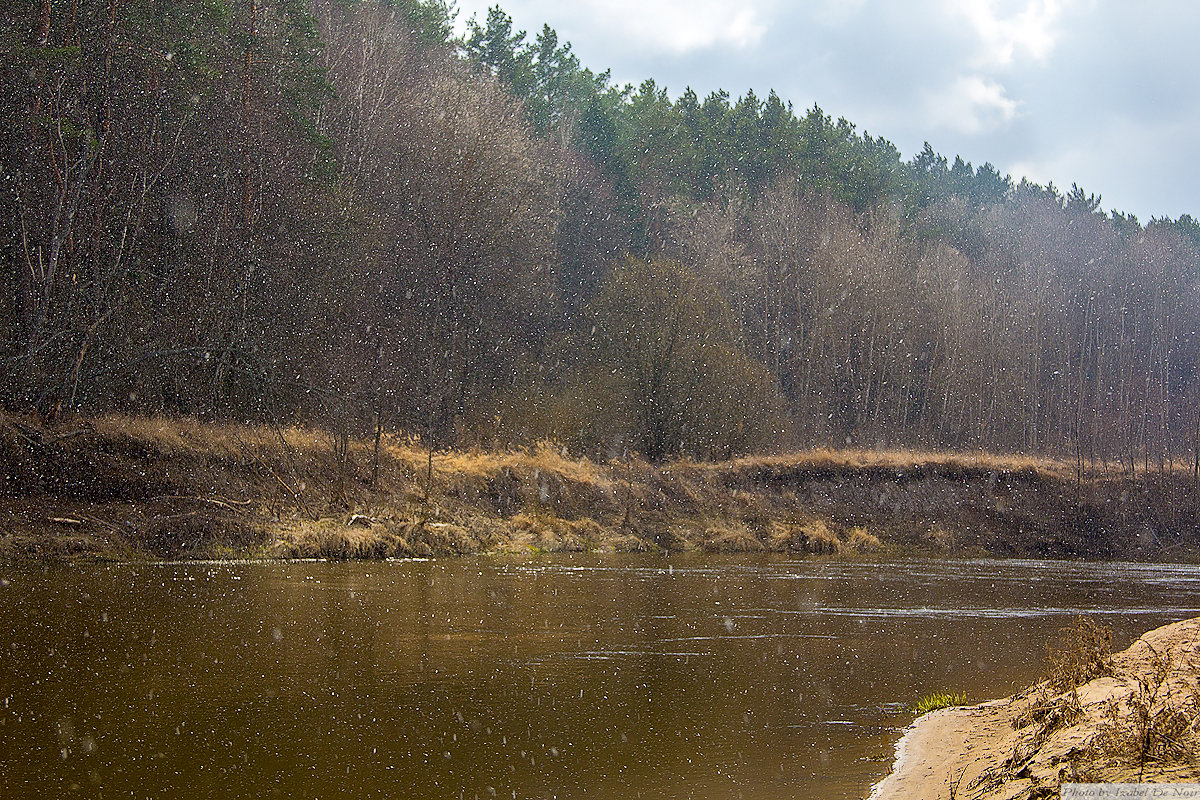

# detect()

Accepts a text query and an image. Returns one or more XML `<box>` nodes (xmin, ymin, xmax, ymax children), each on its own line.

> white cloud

<box><xmin>1006</xmin><ymin>158</ymin><xmax>1052</xmax><ymax>189</ymax></box>
<box><xmin>574</xmin><ymin>0</ymin><xmax>771</xmax><ymax>53</ymax></box>
<box><xmin>953</xmin><ymin>0</ymin><xmax>1073</xmax><ymax>68</ymax></box>
<box><xmin>925</xmin><ymin>75</ymin><xmax>1022</xmax><ymax>134</ymax></box>
<box><xmin>1007</xmin><ymin>113</ymin><xmax>1200</xmax><ymax>218</ymax></box>
<box><xmin>806</xmin><ymin>0</ymin><xmax>869</xmax><ymax>26</ymax></box>
<box><xmin>918</xmin><ymin>1</ymin><xmax>1074</xmax><ymax>140</ymax></box>
<box><xmin>455</xmin><ymin>0</ymin><xmax>774</xmax><ymax>55</ymax></box>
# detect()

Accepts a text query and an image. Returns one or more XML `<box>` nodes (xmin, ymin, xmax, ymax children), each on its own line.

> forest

<box><xmin>3</xmin><ymin>0</ymin><xmax>1199</xmax><ymax>472</ymax></box>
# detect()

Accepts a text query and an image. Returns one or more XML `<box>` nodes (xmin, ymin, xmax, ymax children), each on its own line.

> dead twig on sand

<box><xmin>947</xmin><ymin>764</ymin><xmax>968</xmax><ymax>799</ymax></box>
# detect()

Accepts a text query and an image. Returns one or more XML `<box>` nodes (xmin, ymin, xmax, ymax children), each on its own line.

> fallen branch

<box><xmin>151</xmin><ymin>495</ymin><xmax>253</xmax><ymax>511</ymax></box>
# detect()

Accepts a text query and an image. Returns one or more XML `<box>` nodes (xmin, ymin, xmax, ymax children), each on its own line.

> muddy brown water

<box><xmin>4</xmin><ymin>554</ymin><xmax>1200</xmax><ymax>799</ymax></box>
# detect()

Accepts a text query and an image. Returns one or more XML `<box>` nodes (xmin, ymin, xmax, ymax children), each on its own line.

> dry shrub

<box><xmin>765</xmin><ymin>519</ymin><xmax>846</xmax><ymax>553</ymax></box>
<box><xmin>504</xmin><ymin>510</ymin><xmax>611</xmax><ymax>552</ymax></box>
<box><xmin>702</xmin><ymin>522</ymin><xmax>765</xmax><ymax>553</ymax></box>
<box><xmin>766</xmin><ymin>521</ymin><xmax>799</xmax><ymax>551</ymax></box>
<box><xmin>924</xmin><ymin>523</ymin><xmax>955</xmax><ymax>551</ymax></box>
<box><xmin>1045</xmin><ymin>617</ymin><xmax>1113</xmax><ymax>693</ymax></box>
<box><xmin>1093</xmin><ymin>644</ymin><xmax>1200</xmax><ymax>778</ymax></box>
<box><xmin>271</xmin><ymin>519</ymin><xmax>412</xmax><ymax>559</ymax></box>
<box><xmin>1013</xmin><ymin>617</ymin><xmax>1114</xmax><ymax>746</ymax></box>
<box><xmin>1014</xmin><ymin>691</ymin><xmax>1084</xmax><ymax>740</ymax></box>
<box><xmin>844</xmin><ymin>526</ymin><xmax>882</xmax><ymax>553</ymax></box>
<box><xmin>800</xmin><ymin>520</ymin><xmax>841</xmax><ymax>554</ymax></box>
<box><xmin>142</xmin><ymin>512</ymin><xmax>267</xmax><ymax>558</ymax></box>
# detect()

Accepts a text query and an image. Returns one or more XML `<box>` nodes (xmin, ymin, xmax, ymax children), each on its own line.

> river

<box><xmin>4</xmin><ymin>554</ymin><xmax>1200</xmax><ymax>799</ymax></box>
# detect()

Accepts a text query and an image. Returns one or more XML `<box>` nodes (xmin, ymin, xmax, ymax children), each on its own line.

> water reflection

<box><xmin>2</xmin><ymin>555</ymin><xmax>1199</xmax><ymax>799</ymax></box>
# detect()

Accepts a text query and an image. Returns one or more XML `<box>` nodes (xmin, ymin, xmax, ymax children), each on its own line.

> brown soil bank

<box><xmin>870</xmin><ymin>617</ymin><xmax>1200</xmax><ymax>799</ymax></box>
<box><xmin>1</xmin><ymin>412</ymin><xmax>1198</xmax><ymax>561</ymax></box>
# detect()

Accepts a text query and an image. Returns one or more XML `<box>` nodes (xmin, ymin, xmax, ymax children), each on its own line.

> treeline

<box><xmin>2</xmin><ymin>0</ymin><xmax>1198</xmax><ymax>470</ymax></box>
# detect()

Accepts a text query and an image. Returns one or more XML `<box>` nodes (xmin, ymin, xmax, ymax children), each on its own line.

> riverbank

<box><xmin>2</xmin><ymin>412</ymin><xmax>1198</xmax><ymax>561</ymax></box>
<box><xmin>869</xmin><ymin>617</ymin><xmax>1200</xmax><ymax>799</ymax></box>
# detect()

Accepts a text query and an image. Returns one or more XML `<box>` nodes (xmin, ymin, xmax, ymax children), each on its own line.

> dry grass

<box><xmin>89</xmin><ymin>413</ymin><xmax>307</xmax><ymax>457</ymax></box>
<box><xmin>270</xmin><ymin>518</ymin><xmax>413</xmax><ymax>560</ymax></box>
<box><xmin>4</xmin><ymin>411</ymin><xmax>1199</xmax><ymax>562</ymax></box>
<box><xmin>729</xmin><ymin>446</ymin><xmax>1081</xmax><ymax>482</ymax></box>
<box><xmin>759</xmin><ymin>521</ymin><xmax>881</xmax><ymax>555</ymax></box>
<box><xmin>505</xmin><ymin>510</ymin><xmax>608</xmax><ymax>553</ymax></box>
<box><xmin>437</xmin><ymin>440</ymin><xmax>610</xmax><ymax>490</ymax></box>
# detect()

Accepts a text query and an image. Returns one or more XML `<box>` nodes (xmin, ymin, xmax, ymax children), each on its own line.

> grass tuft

<box><xmin>914</xmin><ymin>691</ymin><xmax>969</xmax><ymax>715</ymax></box>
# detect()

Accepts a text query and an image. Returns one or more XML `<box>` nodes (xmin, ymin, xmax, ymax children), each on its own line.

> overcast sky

<box><xmin>452</xmin><ymin>0</ymin><xmax>1197</xmax><ymax>221</ymax></box>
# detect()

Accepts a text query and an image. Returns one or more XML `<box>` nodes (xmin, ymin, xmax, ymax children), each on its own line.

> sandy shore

<box><xmin>869</xmin><ymin>618</ymin><xmax>1200</xmax><ymax>800</ymax></box>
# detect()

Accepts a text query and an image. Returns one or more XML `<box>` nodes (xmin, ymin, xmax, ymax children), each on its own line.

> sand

<box><xmin>869</xmin><ymin>618</ymin><xmax>1200</xmax><ymax>800</ymax></box>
